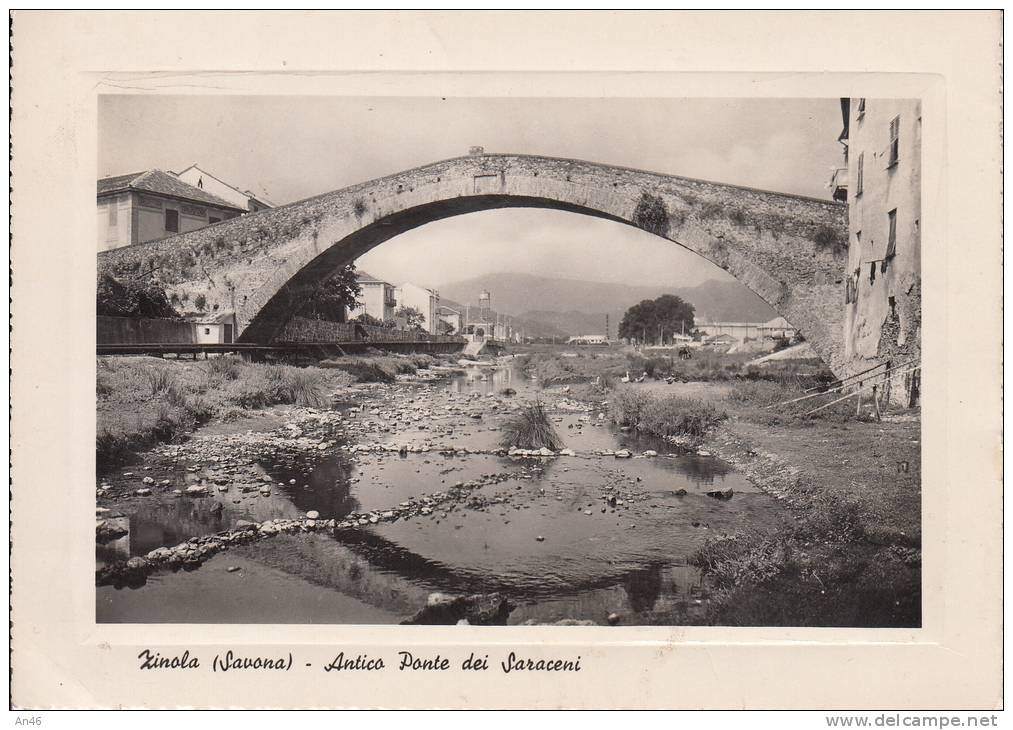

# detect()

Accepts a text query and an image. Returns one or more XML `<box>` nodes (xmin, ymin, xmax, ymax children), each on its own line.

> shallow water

<box><xmin>97</xmin><ymin>362</ymin><xmax>788</xmax><ymax>625</ymax></box>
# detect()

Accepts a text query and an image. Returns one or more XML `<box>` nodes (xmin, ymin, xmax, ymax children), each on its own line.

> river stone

<box><xmin>134</xmin><ymin>488</ymin><xmax>151</xmax><ymax>496</ymax></box>
<box><xmin>614</xmin><ymin>450</ymin><xmax>632</xmax><ymax>459</ymax></box>
<box><xmin>306</xmin><ymin>510</ymin><xmax>320</xmax><ymax>519</ymax></box>
<box><xmin>96</xmin><ymin>520</ymin><xmax>128</xmax><ymax>544</ymax></box>
<box><xmin>186</xmin><ymin>485</ymin><xmax>209</xmax><ymax>496</ymax></box>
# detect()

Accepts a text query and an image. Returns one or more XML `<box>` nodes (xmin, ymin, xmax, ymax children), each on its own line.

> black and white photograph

<box><xmin>93</xmin><ymin>94</ymin><xmax>922</xmax><ymax>628</ymax></box>
<box><xmin>10</xmin><ymin>10</ymin><xmax>1002</xmax><ymax>712</ymax></box>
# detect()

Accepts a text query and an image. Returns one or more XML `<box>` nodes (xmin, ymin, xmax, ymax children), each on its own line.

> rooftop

<box><xmin>97</xmin><ymin>169</ymin><xmax>245</xmax><ymax>211</ymax></box>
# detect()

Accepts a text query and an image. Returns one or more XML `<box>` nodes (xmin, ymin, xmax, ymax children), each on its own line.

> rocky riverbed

<box><xmin>97</xmin><ymin>357</ymin><xmax>790</xmax><ymax>625</ymax></box>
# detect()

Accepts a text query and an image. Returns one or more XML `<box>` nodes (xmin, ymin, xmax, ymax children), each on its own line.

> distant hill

<box><xmin>439</xmin><ymin>272</ymin><xmax>777</xmax><ymax>338</ymax></box>
<box><xmin>439</xmin><ymin>296</ymin><xmax>570</xmax><ymax>340</ymax></box>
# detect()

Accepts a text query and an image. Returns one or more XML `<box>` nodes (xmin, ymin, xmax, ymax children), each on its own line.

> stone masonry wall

<box><xmin>98</xmin><ymin>154</ymin><xmax>848</xmax><ymax>373</ymax></box>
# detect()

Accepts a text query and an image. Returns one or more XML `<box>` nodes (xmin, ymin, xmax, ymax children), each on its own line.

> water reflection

<box><xmin>99</xmin><ymin>362</ymin><xmax>788</xmax><ymax>625</ymax></box>
<box><xmin>260</xmin><ymin>451</ymin><xmax>359</xmax><ymax>518</ymax></box>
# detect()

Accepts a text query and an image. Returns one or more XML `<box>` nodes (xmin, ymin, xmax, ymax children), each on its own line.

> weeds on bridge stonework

<box><xmin>632</xmin><ymin>191</ymin><xmax>671</xmax><ymax>236</ymax></box>
<box><xmin>699</xmin><ymin>201</ymin><xmax>723</xmax><ymax>220</ymax></box>
<box><xmin>728</xmin><ymin>208</ymin><xmax>748</xmax><ymax>226</ymax></box>
<box><xmin>813</xmin><ymin>224</ymin><xmax>847</xmax><ymax>255</ymax></box>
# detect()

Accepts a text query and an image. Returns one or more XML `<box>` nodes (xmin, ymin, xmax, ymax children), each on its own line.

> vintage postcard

<box><xmin>9</xmin><ymin>11</ymin><xmax>1003</xmax><ymax>711</ymax></box>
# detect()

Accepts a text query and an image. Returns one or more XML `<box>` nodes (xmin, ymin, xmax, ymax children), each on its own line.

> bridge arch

<box><xmin>98</xmin><ymin>154</ymin><xmax>848</xmax><ymax>372</ymax></box>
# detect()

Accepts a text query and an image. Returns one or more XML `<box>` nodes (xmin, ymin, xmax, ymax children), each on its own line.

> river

<box><xmin>96</xmin><ymin>359</ymin><xmax>789</xmax><ymax>625</ymax></box>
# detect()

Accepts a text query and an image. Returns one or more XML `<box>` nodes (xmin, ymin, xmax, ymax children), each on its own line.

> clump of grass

<box><xmin>144</xmin><ymin>368</ymin><xmax>176</xmax><ymax>396</ymax></box>
<box><xmin>278</xmin><ymin>368</ymin><xmax>328</xmax><ymax>407</ymax></box>
<box><xmin>500</xmin><ymin>401</ymin><xmax>563</xmax><ymax>451</ymax></box>
<box><xmin>639</xmin><ymin>396</ymin><xmax>726</xmax><ymax>439</ymax></box>
<box><xmin>318</xmin><ymin>354</ymin><xmax>423</xmax><ymax>383</ymax></box>
<box><xmin>609</xmin><ymin>388</ymin><xmax>652</xmax><ymax>428</ymax></box>
<box><xmin>609</xmin><ymin>387</ymin><xmax>726</xmax><ymax>440</ymax></box>
<box><xmin>201</xmin><ymin>356</ymin><xmax>242</xmax><ymax>383</ymax></box>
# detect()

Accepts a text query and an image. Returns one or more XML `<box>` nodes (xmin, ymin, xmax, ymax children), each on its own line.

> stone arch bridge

<box><xmin>97</xmin><ymin>154</ymin><xmax>848</xmax><ymax>373</ymax></box>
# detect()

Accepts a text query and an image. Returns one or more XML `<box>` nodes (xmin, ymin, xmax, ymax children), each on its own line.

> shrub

<box><xmin>500</xmin><ymin>401</ymin><xmax>563</xmax><ymax>451</ymax></box>
<box><xmin>632</xmin><ymin>191</ymin><xmax>670</xmax><ymax>236</ymax></box>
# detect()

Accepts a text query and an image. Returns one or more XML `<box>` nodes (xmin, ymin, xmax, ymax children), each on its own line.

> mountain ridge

<box><xmin>438</xmin><ymin>272</ymin><xmax>777</xmax><ymax>338</ymax></box>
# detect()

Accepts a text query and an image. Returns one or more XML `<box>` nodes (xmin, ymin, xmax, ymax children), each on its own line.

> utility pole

<box><xmin>605</xmin><ymin>313</ymin><xmax>609</xmax><ymax>341</ymax></box>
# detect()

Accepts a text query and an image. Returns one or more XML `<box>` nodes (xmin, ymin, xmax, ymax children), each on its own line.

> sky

<box><xmin>99</xmin><ymin>95</ymin><xmax>843</xmax><ymax>288</ymax></box>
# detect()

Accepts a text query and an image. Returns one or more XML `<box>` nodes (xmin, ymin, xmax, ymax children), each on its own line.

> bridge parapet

<box><xmin>98</xmin><ymin>154</ymin><xmax>847</xmax><ymax>373</ymax></box>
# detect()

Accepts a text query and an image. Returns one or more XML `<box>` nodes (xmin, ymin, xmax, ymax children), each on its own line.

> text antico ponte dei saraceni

<box><xmin>137</xmin><ymin>649</ymin><xmax>583</xmax><ymax>674</ymax></box>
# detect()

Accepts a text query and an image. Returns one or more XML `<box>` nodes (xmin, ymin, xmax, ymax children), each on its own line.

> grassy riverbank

<box><xmin>531</xmin><ymin>348</ymin><xmax>921</xmax><ymax>627</ymax></box>
<box><xmin>96</xmin><ymin>351</ymin><xmax>449</xmax><ymax>473</ymax></box>
<box><xmin>96</xmin><ymin>356</ymin><xmax>352</xmax><ymax>472</ymax></box>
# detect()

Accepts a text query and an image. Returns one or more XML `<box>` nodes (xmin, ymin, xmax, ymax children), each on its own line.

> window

<box><xmin>857</xmin><ymin>98</ymin><xmax>866</xmax><ymax>117</ymax></box>
<box><xmin>888</xmin><ymin>116</ymin><xmax>900</xmax><ymax>167</ymax></box>
<box><xmin>107</xmin><ymin>203</ymin><xmax>117</xmax><ymax>226</ymax></box>
<box><xmin>204</xmin><ymin>327</ymin><xmax>211</xmax><ymax>335</ymax></box>
<box><xmin>855</xmin><ymin>231</ymin><xmax>862</xmax><ymax>251</ymax></box>
<box><xmin>856</xmin><ymin>153</ymin><xmax>864</xmax><ymax>195</ymax></box>
<box><xmin>165</xmin><ymin>209</ymin><xmax>179</xmax><ymax>233</ymax></box>
<box><xmin>208</xmin><ymin>217</ymin><xmax>221</xmax><ymax>225</ymax></box>
<box><xmin>886</xmin><ymin>209</ymin><xmax>898</xmax><ymax>258</ymax></box>
<box><xmin>869</xmin><ymin>261</ymin><xmax>876</xmax><ymax>284</ymax></box>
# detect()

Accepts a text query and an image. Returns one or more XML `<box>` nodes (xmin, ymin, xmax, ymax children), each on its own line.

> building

<box><xmin>97</xmin><ymin>170</ymin><xmax>245</xmax><ymax>251</ymax></box>
<box><xmin>192</xmin><ymin>312</ymin><xmax>237</xmax><ymax>344</ymax></box>
<box><xmin>173</xmin><ymin>164</ymin><xmax>274</xmax><ymax>212</ymax></box>
<box><xmin>567</xmin><ymin>334</ymin><xmax>609</xmax><ymax>345</ymax></box>
<box><xmin>395</xmin><ymin>282</ymin><xmax>440</xmax><ymax>334</ymax></box>
<box><xmin>695</xmin><ymin>317</ymin><xmax>797</xmax><ymax>342</ymax></box>
<box><xmin>345</xmin><ymin>271</ymin><xmax>396</xmax><ymax>323</ymax></box>
<box><xmin>704</xmin><ymin>333</ymin><xmax>737</xmax><ymax>346</ymax></box>
<box><xmin>836</xmin><ymin>97</ymin><xmax>922</xmax><ymax>406</ymax></box>
<box><xmin>436</xmin><ymin>306</ymin><xmax>463</xmax><ymax>335</ymax></box>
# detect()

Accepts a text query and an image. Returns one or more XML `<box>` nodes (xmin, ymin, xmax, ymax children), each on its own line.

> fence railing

<box><xmin>277</xmin><ymin>317</ymin><xmax>465</xmax><ymax>345</ymax></box>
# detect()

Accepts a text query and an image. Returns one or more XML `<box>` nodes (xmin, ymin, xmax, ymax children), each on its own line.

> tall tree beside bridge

<box><xmin>396</xmin><ymin>305</ymin><xmax>426</xmax><ymax>331</ymax></box>
<box><xmin>295</xmin><ymin>264</ymin><xmax>362</xmax><ymax>322</ymax></box>
<box><xmin>619</xmin><ymin>294</ymin><xmax>695</xmax><ymax>344</ymax></box>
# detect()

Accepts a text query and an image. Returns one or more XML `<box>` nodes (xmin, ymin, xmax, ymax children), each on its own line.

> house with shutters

<box><xmin>96</xmin><ymin>169</ymin><xmax>246</xmax><ymax>252</ymax></box>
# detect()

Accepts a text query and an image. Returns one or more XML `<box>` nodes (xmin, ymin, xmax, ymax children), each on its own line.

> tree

<box><xmin>96</xmin><ymin>273</ymin><xmax>181</xmax><ymax>319</ymax></box>
<box><xmin>395</xmin><ymin>305</ymin><xmax>426</xmax><ymax>331</ymax></box>
<box><xmin>295</xmin><ymin>264</ymin><xmax>362</xmax><ymax>322</ymax></box>
<box><xmin>618</xmin><ymin>294</ymin><xmax>695</xmax><ymax>345</ymax></box>
<box><xmin>351</xmin><ymin>312</ymin><xmax>385</xmax><ymax>328</ymax></box>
